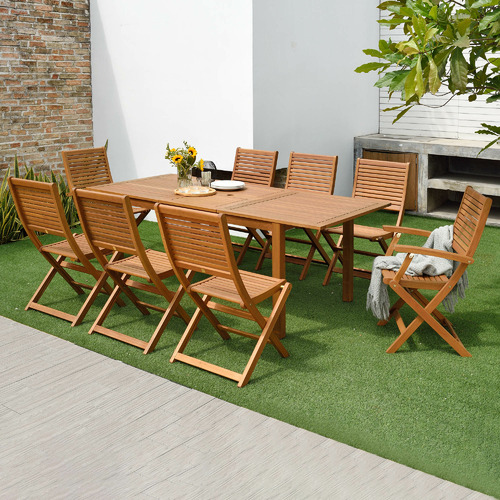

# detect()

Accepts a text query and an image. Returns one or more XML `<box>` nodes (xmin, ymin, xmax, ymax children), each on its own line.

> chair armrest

<box><xmin>383</xmin><ymin>226</ymin><xmax>432</xmax><ymax>237</ymax></box>
<box><xmin>393</xmin><ymin>245</ymin><xmax>473</xmax><ymax>264</ymax></box>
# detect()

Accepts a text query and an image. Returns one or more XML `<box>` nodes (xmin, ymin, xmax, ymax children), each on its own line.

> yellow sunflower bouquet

<box><xmin>165</xmin><ymin>141</ymin><xmax>204</xmax><ymax>182</ymax></box>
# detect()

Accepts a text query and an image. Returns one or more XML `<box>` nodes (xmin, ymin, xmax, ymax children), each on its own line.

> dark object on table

<box><xmin>193</xmin><ymin>161</ymin><xmax>217</xmax><ymax>180</ymax></box>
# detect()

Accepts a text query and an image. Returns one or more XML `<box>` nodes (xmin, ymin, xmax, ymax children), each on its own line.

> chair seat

<box><xmin>42</xmin><ymin>233</ymin><xmax>95</xmax><ymax>259</ymax></box>
<box><xmin>382</xmin><ymin>269</ymin><xmax>449</xmax><ymax>290</ymax></box>
<box><xmin>107</xmin><ymin>249</ymin><xmax>173</xmax><ymax>279</ymax></box>
<box><xmin>327</xmin><ymin>224</ymin><xmax>393</xmax><ymax>241</ymax></box>
<box><xmin>190</xmin><ymin>270</ymin><xmax>286</xmax><ymax>307</ymax></box>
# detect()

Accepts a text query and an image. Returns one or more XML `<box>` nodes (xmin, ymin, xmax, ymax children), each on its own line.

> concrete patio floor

<box><xmin>0</xmin><ymin>316</ymin><xmax>492</xmax><ymax>499</ymax></box>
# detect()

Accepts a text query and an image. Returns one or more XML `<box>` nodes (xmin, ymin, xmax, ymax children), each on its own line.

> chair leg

<box><xmin>29</xmin><ymin>256</ymin><xmax>85</xmax><ymax>308</ymax></box>
<box><xmin>255</xmin><ymin>237</ymin><xmax>271</xmax><ymax>271</ymax></box>
<box><xmin>412</xmin><ymin>290</ymin><xmax>453</xmax><ymax>329</ymax></box>
<box><xmin>26</xmin><ymin>255</ymin><xmax>90</xmax><ymax>323</ymax></box>
<box><xmin>71</xmin><ymin>271</ymin><xmax>110</xmax><ymax>327</ymax></box>
<box><xmin>299</xmin><ymin>229</ymin><xmax>330</xmax><ymax>281</ymax></box>
<box><xmin>377</xmin><ymin>297</ymin><xmax>405</xmax><ymax>326</ymax></box>
<box><xmin>322</xmin><ymin>233</ymin><xmax>343</xmax><ymax>286</ymax></box>
<box><xmin>170</xmin><ymin>293</ymin><xmax>231</xmax><ymax>363</ymax></box>
<box><xmin>144</xmin><ymin>271</ymin><xmax>194</xmax><ymax>354</ymax></box>
<box><xmin>133</xmin><ymin>209</ymin><xmax>150</xmax><ymax>226</ymax></box>
<box><xmin>90</xmin><ymin>272</ymin><xmax>150</xmax><ymax>335</ymax></box>
<box><xmin>238</xmin><ymin>283</ymin><xmax>291</xmax><ymax>388</ymax></box>
<box><xmin>235</xmin><ymin>234</ymin><xmax>254</xmax><ymax>265</ymax></box>
<box><xmin>386</xmin><ymin>283</ymin><xmax>471</xmax><ymax>357</ymax></box>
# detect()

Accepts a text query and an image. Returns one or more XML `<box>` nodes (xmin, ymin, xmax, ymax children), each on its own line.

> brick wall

<box><xmin>0</xmin><ymin>0</ymin><xmax>92</xmax><ymax>177</ymax></box>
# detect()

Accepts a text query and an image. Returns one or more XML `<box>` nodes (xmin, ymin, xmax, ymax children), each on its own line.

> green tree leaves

<box><xmin>355</xmin><ymin>0</ymin><xmax>500</xmax><ymax>151</ymax></box>
<box><xmin>450</xmin><ymin>48</ymin><xmax>468</xmax><ymax>92</ymax></box>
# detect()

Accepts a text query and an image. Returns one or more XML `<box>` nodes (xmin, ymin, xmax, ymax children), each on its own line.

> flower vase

<box><xmin>177</xmin><ymin>168</ymin><xmax>192</xmax><ymax>192</ymax></box>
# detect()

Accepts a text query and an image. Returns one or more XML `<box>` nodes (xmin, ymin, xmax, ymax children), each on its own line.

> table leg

<box><xmin>342</xmin><ymin>219</ymin><xmax>354</xmax><ymax>302</ymax></box>
<box><xmin>272</xmin><ymin>222</ymin><xmax>286</xmax><ymax>339</ymax></box>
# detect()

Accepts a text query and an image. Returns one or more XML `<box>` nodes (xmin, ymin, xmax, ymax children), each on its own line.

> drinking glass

<box><xmin>201</xmin><ymin>171</ymin><xmax>211</xmax><ymax>189</ymax></box>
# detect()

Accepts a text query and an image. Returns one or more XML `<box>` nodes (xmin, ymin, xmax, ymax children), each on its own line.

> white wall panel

<box><xmin>90</xmin><ymin>0</ymin><xmax>253</xmax><ymax>184</ymax></box>
<box><xmin>253</xmin><ymin>0</ymin><xmax>380</xmax><ymax>196</ymax></box>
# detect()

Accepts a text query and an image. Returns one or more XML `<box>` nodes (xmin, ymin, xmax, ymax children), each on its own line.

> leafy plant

<box><xmin>165</xmin><ymin>141</ymin><xmax>204</xmax><ymax>178</ymax></box>
<box><xmin>0</xmin><ymin>155</ymin><xmax>79</xmax><ymax>245</ymax></box>
<box><xmin>0</xmin><ymin>167</ymin><xmax>24</xmax><ymax>245</ymax></box>
<box><xmin>356</xmin><ymin>0</ymin><xmax>500</xmax><ymax>152</ymax></box>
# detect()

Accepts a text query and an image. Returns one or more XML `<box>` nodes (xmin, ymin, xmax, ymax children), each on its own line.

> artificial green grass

<box><xmin>0</xmin><ymin>212</ymin><xmax>499</xmax><ymax>496</ymax></box>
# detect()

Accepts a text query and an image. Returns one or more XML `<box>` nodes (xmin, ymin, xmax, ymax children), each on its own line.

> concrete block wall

<box><xmin>0</xmin><ymin>0</ymin><xmax>92</xmax><ymax>176</ymax></box>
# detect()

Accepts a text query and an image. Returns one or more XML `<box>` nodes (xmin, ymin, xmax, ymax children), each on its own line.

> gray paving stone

<box><xmin>0</xmin><ymin>316</ymin><xmax>493</xmax><ymax>500</ymax></box>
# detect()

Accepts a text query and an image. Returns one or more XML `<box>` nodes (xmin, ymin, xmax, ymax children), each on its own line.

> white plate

<box><xmin>211</xmin><ymin>180</ymin><xmax>245</xmax><ymax>191</ymax></box>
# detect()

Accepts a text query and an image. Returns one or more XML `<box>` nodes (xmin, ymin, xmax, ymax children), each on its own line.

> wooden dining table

<box><xmin>92</xmin><ymin>174</ymin><xmax>389</xmax><ymax>337</ymax></box>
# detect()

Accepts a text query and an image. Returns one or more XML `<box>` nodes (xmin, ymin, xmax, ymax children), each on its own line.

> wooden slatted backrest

<box><xmin>8</xmin><ymin>177</ymin><xmax>70</xmax><ymax>244</ymax></box>
<box><xmin>61</xmin><ymin>147</ymin><xmax>113</xmax><ymax>192</ymax></box>
<box><xmin>155</xmin><ymin>204</ymin><xmax>237</xmax><ymax>282</ymax></box>
<box><xmin>232</xmin><ymin>148</ymin><xmax>278</xmax><ymax>186</ymax></box>
<box><xmin>452</xmin><ymin>186</ymin><xmax>492</xmax><ymax>257</ymax></box>
<box><xmin>285</xmin><ymin>152</ymin><xmax>338</xmax><ymax>194</ymax></box>
<box><xmin>73</xmin><ymin>189</ymin><xmax>139</xmax><ymax>256</ymax></box>
<box><xmin>353</xmin><ymin>158</ymin><xmax>410</xmax><ymax>225</ymax></box>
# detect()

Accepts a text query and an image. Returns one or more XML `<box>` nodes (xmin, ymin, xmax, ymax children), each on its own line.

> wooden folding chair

<box><xmin>155</xmin><ymin>204</ymin><xmax>292</xmax><ymax>387</ymax></box>
<box><xmin>229</xmin><ymin>147</ymin><xmax>279</xmax><ymax>265</ymax></box>
<box><xmin>255</xmin><ymin>152</ymin><xmax>338</xmax><ymax>279</ymax></box>
<box><xmin>73</xmin><ymin>189</ymin><xmax>190</xmax><ymax>353</ymax></box>
<box><xmin>8</xmin><ymin>177</ymin><xmax>115</xmax><ymax>326</ymax></box>
<box><xmin>378</xmin><ymin>186</ymin><xmax>491</xmax><ymax>356</ymax></box>
<box><xmin>61</xmin><ymin>147</ymin><xmax>150</xmax><ymax>225</ymax></box>
<box><xmin>322</xmin><ymin>158</ymin><xmax>409</xmax><ymax>285</ymax></box>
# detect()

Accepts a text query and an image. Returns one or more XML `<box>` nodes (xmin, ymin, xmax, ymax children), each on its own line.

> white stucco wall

<box><xmin>252</xmin><ymin>0</ymin><xmax>380</xmax><ymax>196</ymax></box>
<box><xmin>90</xmin><ymin>0</ymin><xmax>253</xmax><ymax>182</ymax></box>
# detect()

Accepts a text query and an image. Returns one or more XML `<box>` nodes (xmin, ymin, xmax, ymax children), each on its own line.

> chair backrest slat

<box><xmin>8</xmin><ymin>178</ymin><xmax>68</xmax><ymax>239</ymax></box>
<box><xmin>452</xmin><ymin>186</ymin><xmax>492</xmax><ymax>257</ymax></box>
<box><xmin>353</xmin><ymin>158</ymin><xmax>409</xmax><ymax>214</ymax></box>
<box><xmin>285</xmin><ymin>152</ymin><xmax>338</xmax><ymax>194</ymax></box>
<box><xmin>73</xmin><ymin>189</ymin><xmax>138</xmax><ymax>255</ymax></box>
<box><xmin>61</xmin><ymin>147</ymin><xmax>113</xmax><ymax>192</ymax></box>
<box><xmin>232</xmin><ymin>148</ymin><xmax>278</xmax><ymax>187</ymax></box>
<box><xmin>155</xmin><ymin>205</ymin><xmax>234</xmax><ymax>279</ymax></box>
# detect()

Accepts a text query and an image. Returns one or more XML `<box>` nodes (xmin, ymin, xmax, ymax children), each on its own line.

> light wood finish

<box><xmin>255</xmin><ymin>152</ymin><xmax>338</xmax><ymax>279</ymax></box>
<box><xmin>61</xmin><ymin>147</ymin><xmax>150</xmax><ymax>224</ymax></box>
<box><xmin>230</xmin><ymin>147</ymin><xmax>278</xmax><ymax>265</ymax></box>
<box><xmin>232</xmin><ymin>147</ymin><xmax>278</xmax><ymax>186</ymax></box>
<box><xmin>378</xmin><ymin>186</ymin><xmax>491</xmax><ymax>356</ymax></box>
<box><xmin>363</xmin><ymin>149</ymin><xmax>418</xmax><ymax>211</ymax></box>
<box><xmin>322</xmin><ymin>158</ymin><xmax>410</xmax><ymax>285</ymax></box>
<box><xmin>285</xmin><ymin>151</ymin><xmax>338</xmax><ymax>194</ymax></box>
<box><xmin>155</xmin><ymin>204</ymin><xmax>291</xmax><ymax>387</ymax></box>
<box><xmin>92</xmin><ymin>174</ymin><xmax>389</xmax><ymax>319</ymax></box>
<box><xmin>72</xmin><ymin>188</ymin><xmax>190</xmax><ymax>353</ymax></box>
<box><xmin>8</xmin><ymin>177</ymin><xmax>115</xmax><ymax>326</ymax></box>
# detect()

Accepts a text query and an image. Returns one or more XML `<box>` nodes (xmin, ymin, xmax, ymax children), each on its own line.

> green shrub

<box><xmin>0</xmin><ymin>155</ymin><xmax>79</xmax><ymax>245</ymax></box>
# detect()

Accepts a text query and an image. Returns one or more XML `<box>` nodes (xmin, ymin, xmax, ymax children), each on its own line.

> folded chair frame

<box><xmin>9</xmin><ymin>177</ymin><xmax>116</xmax><ymax>326</ymax></box>
<box><xmin>377</xmin><ymin>186</ymin><xmax>491</xmax><ymax>357</ymax></box>
<box><xmin>156</xmin><ymin>203</ymin><xmax>292</xmax><ymax>387</ymax></box>
<box><xmin>73</xmin><ymin>189</ymin><xmax>190</xmax><ymax>353</ymax></box>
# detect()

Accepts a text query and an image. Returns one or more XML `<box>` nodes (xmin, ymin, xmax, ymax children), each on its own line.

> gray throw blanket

<box><xmin>366</xmin><ymin>225</ymin><xmax>468</xmax><ymax>321</ymax></box>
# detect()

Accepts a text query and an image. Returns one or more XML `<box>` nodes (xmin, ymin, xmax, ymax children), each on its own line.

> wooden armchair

<box><xmin>8</xmin><ymin>177</ymin><xmax>115</xmax><ymax>326</ymax></box>
<box><xmin>61</xmin><ymin>147</ymin><xmax>150</xmax><ymax>225</ymax></box>
<box><xmin>378</xmin><ymin>186</ymin><xmax>491</xmax><ymax>356</ymax></box>
<box><xmin>255</xmin><ymin>152</ymin><xmax>338</xmax><ymax>280</ymax></box>
<box><xmin>322</xmin><ymin>158</ymin><xmax>409</xmax><ymax>285</ymax></box>
<box><xmin>155</xmin><ymin>204</ymin><xmax>292</xmax><ymax>387</ymax></box>
<box><xmin>73</xmin><ymin>189</ymin><xmax>190</xmax><ymax>353</ymax></box>
<box><xmin>230</xmin><ymin>147</ymin><xmax>279</xmax><ymax>265</ymax></box>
